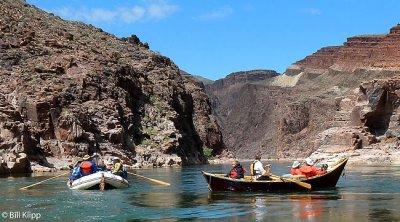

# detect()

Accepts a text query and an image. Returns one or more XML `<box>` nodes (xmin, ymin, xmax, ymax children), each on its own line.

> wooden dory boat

<box><xmin>202</xmin><ymin>158</ymin><xmax>348</xmax><ymax>192</ymax></box>
<box><xmin>68</xmin><ymin>171</ymin><xmax>129</xmax><ymax>190</ymax></box>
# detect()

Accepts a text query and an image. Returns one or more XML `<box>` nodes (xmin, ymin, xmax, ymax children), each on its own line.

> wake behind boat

<box><xmin>202</xmin><ymin>158</ymin><xmax>348</xmax><ymax>192</ymax></box>
<box><xmin>68</xmin><ymin>171</ymin><xmax>129</xmax><ymax>190</ymax></box>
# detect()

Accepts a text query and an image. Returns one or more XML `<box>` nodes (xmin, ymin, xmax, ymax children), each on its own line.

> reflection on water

<box><xmin>0</xmin><ymin>162</ymin><xmax>399</xmax><ymax>221</ymax></box>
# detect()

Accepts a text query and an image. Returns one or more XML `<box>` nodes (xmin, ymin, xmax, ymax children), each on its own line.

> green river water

<box><xmin>0</xmin><ymin>162</ymin><xmax>399</xmax><ymax>221</ymax></box>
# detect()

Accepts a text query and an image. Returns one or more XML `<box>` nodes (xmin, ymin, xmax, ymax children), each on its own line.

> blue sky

<box><xmin>27</xmin><ymin>0</ymin><xmax>400</xmax><ymax>80</ymax></box>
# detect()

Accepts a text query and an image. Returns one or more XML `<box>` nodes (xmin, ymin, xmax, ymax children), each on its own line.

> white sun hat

<box><xmin>291</xmin><ymin>161</ymin><xmax>301</xmax><ymax>168</ymax></box>
<box><xmin>305</xmin><ymin>158</ymin><xmax>315</xmax><ymax>166</ymax></box>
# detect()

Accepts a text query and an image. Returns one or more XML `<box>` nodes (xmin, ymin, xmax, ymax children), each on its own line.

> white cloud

<box><xmin>197</xmin><ymin>6</ymin><xmax>234</xmax><ymax>21</ymax></box>
<box><xmin>300</xmin><ymin>8</ymin><xmax>322</xmax><ymax>16</ymax></box>
<box><xmin>51</xmin><ymin>0</ymin><xmax>178</xmax><ymax>24</ymax></box>
<box><xmin>119</xmin><ymin>6</ymin><xmax>146</xmax><ymax>23</ymax></box>
<box><xmin>147</xmin><ymin>0</ymin><xmax>179</xmax><ymax>20</ymax></box>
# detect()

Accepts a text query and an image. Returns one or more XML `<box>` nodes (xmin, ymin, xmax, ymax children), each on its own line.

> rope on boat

<box><xmin>99</xmin><ymin>173</ymin><xmax>105</xmax><ymax>191</ymax></box>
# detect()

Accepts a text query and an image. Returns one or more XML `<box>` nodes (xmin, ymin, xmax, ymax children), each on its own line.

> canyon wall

<box><xmin>0</xmin><ymin>0</ymin><xmax>224</xmax><ymax>174</ymax></box>
<box><xmin>207</xmin><ymin>25</ymin><xmax>400</xmax><ymax>163</ymax></box>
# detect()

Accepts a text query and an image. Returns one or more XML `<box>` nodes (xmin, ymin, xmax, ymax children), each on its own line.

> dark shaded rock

<box><xmin>8</xmin><ymin>153</ymin><xmax>32</xmax><ymax>174</ymax></box>
<box><xmin>121</xmin><ymin>34</ymin><xmax>149</xmax><ymax>49</ymax></box>
<box><xmin>280</xmin><ymin>102</ymin><xmax>310</xmax><ymax>134</ymax></box>
<box><xmin>181</xmin><ymin>72</ymin><xmax>225</xmax><ymax>155</ymax></box>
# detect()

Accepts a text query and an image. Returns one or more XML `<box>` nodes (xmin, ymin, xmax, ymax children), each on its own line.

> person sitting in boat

<box><xmin>80</xmin><ymin>154</ymin><xmax>98</xmax><ymax>176</ymax></box>
<box><xmin>105</xmin><ymin>159</ymin><xmax>113</xmax><ymax>171</ymax></box>
<box><xmin>97</xmin><ymin>159</ymin><xmax>106</xmax><ymax>171</ymax></box>
<box><xmin>69</xmin><ymin>159</ymin><xmax>83</xmax><ymax>183</ymax></box>
<box><xmin>112</xmin><ymin>157</ymin><xmax>127</xmax><ymax>179</ymax></box>
<box><xmin>299</xmin><ymin>158</ymin><xmax>326</xmax><ymax>178</ymax></box>
<box><xmin>250</xmin><ymin>154</ymin><xmax>271</xmax><ymax>180</ymax></box>
<box><xmin>91</xmin><ymin>152</ymin><xmax>100</xmax><ymax>165</ymax></box>
<box><xmin>227</xmin><ymin>160</ymin><xmax>246</xmax><ymax>179</ymax></box>
<box><xmin>290</xmin><ymin>161</ymin><xmax>302</xmax><ymax>175</ymax></box>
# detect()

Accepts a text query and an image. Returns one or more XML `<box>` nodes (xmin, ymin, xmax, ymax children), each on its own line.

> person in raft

<box><xmin>227</xmin><ymin>160</ymin><xmax>246</xmax><ymax>179</ymax></box>
<box><xmin>250</xmin><ymin>154</ymin><xmax>271</xmax><ymax>180</ymax></box>
<box><xmin>298</xmin><ymin>158</ymin><xmax>327</xmax><ymax>178</ymax></box>
<box><xmin>112</xmin><ymin>157</ymin><xmax>127</xmax><ymax>179</ymax></box>
<box><xmin>68</xmin><ymin>155</ymin><xmax>98</xmax><ymax>184</ymax></box>
<box><xmin>290</xmin><ymin>161</ymin><xmax>302</xmax><ymax>176</ymax></box>
<box><xmin>105</xmin><ymin>159</ymin><xmax>114</xmax><ymax>171</ymax></box>
<box><xmin>80</xmin><ymin>154</ymin><xmax>98</xmax><ymax>176</ymax></box>
<box><xmin>91</xmin><ymin>152</ymin><xmax>106</xmax><ymax>171</ymax></box>
<box><xmin>69</xmin><ymin>158</ymin><xmax>83</xmax><ymax>182</ymax></box>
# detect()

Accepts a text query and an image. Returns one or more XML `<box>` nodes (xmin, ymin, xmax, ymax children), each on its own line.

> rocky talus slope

<box><xmin>309</xmin><ymin>78</ymin><xmax>400</xmax><ymax>164</ymax></box>
<box><xmin>0</xmin><ymin>0</ymin><xmax>224</xmax><ymax>174</ymax></box>
<box><xmin>207</xmin><ymin>25</ymin><xmax>400</xmax><ymax>164</ymax></box>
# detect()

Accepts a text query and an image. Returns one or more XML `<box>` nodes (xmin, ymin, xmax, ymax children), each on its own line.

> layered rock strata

<box><xmin>207</xmin><ymin>25</ymin><xmax>400</xmax><ymax>163</ymax></box>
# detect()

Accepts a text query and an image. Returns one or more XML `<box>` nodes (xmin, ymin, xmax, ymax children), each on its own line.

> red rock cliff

<box><xmin>293</xmin><ymin>24</ymin><xmax>400</xmax><ymax>74</ymax></box>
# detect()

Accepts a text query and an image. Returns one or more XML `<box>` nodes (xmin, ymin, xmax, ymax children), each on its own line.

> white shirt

<box><xmin>253</xmin><ymin>160</ymin><xmax>265</xmax><ymax>177</ymax></box>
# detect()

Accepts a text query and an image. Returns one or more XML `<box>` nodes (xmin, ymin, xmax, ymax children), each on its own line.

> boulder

<box><xmin>0</xmin><ymin>152</ymin><xmax>32</xmax><ymax>174</ymax></box>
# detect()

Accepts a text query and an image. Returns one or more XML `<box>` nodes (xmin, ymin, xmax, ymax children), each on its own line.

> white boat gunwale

<box><xmin>68</xmin><ymin>171</ymin><xmax>129</xmax><ymax>190</ymax></box>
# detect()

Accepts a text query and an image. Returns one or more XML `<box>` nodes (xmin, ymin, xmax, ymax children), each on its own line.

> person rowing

<box><xmin>112</xmin><ymin>157</ymin><xmax>127</xmax><ymax>179</ymax></box>
<box><xmin>250</xmin><ymin>154</ymin><xmax>271</xmax><ymax>180</ymax></box>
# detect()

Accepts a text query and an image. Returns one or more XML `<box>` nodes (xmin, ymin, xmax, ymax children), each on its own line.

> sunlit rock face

<box><xmin>206</xmin><ymin>25</ymin><xmax>400</xmax><ymax>162</ymax></box>
<box><xmin>0</xmin><ymin>0</ymin><xmax>225</xmax><ymax>174</ymax></box>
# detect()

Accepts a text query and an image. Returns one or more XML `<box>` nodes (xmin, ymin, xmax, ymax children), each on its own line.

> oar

<box><xmin>19</xmin><ymin>172</ymin><xmax>69</xmax><ymax>190</ymax></box>
<box><xmin>281</xmin><ymin>177</ymin><xmax>312</xmax><ymax>190</ymax></box>
<box><xmin>270</xmin><ymin>174</ymin><xmax>311</xmax><ymax>190</ymax></box>
<box><xmin>127</xmin><ymin>172</ymin><xmax>170</xmax><ymax>186</ymax></box>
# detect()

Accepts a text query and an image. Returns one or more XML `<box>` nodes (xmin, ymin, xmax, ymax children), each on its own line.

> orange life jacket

<box><xmin>290</xmin><ymin>168</ymin><xmax>302</xmax><ymax>176</ymax></box>
<box><xmin>80</xmin><ymin>161</ymin><xmax>93</xmax><ymax>176</ymax></box>
<box><xmin>299</xmin><ymin>165</ymin><xmax>319</xmax><ymax>178</ymax></box>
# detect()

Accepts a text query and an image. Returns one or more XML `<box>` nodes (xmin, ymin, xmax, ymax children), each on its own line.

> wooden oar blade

<box><xmin>296</xmin><ymin>181</ymin><xmax>312</xmax><ymax>190</ymax></box>
<box><xmin>147</xmin><ymin>178</ymin><xmax>170</xmax><ymax>186</ymax></box>
<box><xmin>19</xmin><ymin>172</ymin><xmax>69</xmax><ymax>190</ymax></box>
<box><xmin>128</xmin><ymin>172</ymin><xmax>170</xmax><ymax>186</ymax></box>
